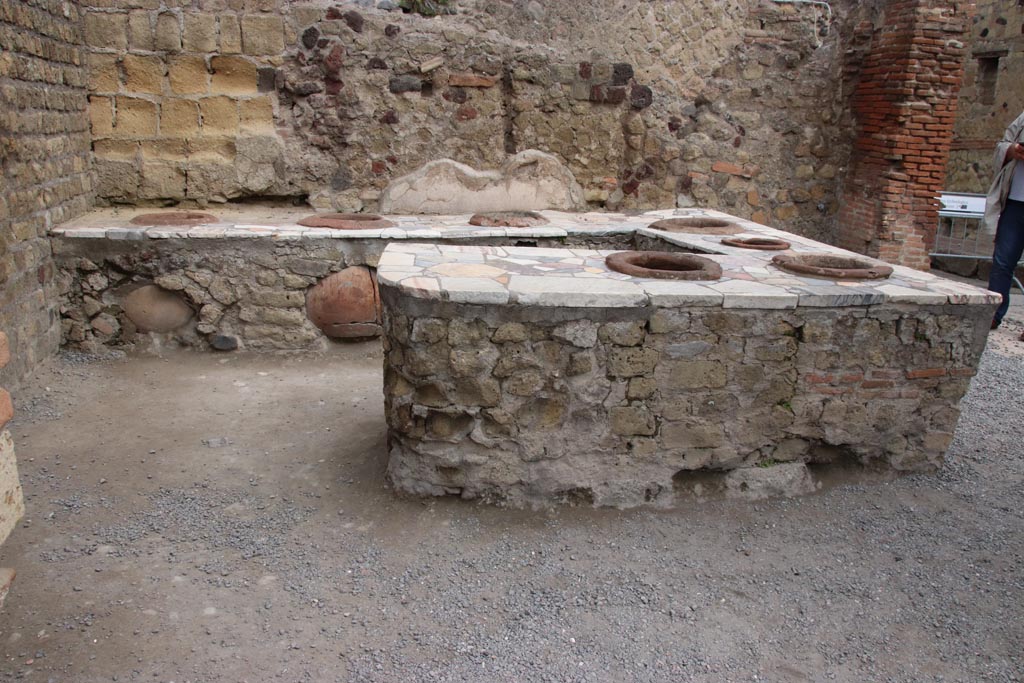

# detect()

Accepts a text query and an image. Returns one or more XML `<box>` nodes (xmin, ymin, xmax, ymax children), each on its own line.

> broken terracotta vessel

<box><xmin>647</xmin><ymin>217</ymin><xmax>743</xmax><ymax>235</ymax></box>
<box><xmin>123</xmin><ymin>285</ymin><xmax>194</xmax><ymax>332</ymax></box>
<box><xmin>297</xmin><ymin>213</ymin><xmax>396</xmax><ymax>230</ymax></box>
<box><xmin>130</xmin><ymin>212</ymin><xmax>217</xmax><ymax>226</ymax></box>
<box><xmin>720</xmin><ymin>236</ymin><xmax>791</xmax><ymax>251</ymax></box>
<box><xmin>305</xmin><ymin>266</ymin><xmax>382</xmax><ymax>339</ymax></box>
<box><xmin>605</xmin><ymin>251</ymin><xmax>723</xmax><ymax>280</ymax></box>
<box><xmin>771</xmin><ymin>253</ymin><xmax>893</xmax><ymax>280</ymax></box>
<box><xmin>468</xmin><ymin>211</ymin><xmax>549</xmax><ymax>228</ymax></box>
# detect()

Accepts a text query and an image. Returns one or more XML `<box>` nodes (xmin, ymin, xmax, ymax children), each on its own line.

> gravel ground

<box><xmin>0</xmin><ymin>313</ymin><xmax>1022</xmax><ymax>682</ymax></box>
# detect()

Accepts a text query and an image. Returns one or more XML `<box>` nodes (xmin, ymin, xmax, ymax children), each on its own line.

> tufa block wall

<box><xmin>0</xmin><ymin>0</ymin><xmax>93</xmax><ymax>386</ymax></box>
<box><xmin>82</xmin><ymin>1</ymin><xmax>285</xmax><ymax>204</ymax></box>
<box><xmin>836</xmin><ymin>0</ymin><xmax>973</xmax><ymax>270</ymax></box>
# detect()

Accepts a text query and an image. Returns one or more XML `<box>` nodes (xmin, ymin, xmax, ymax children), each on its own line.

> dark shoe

<box><xmin>991</xmin><ymin>318</ymin><xmax>1000</xmax><ymax>330</ymax></box>
<box><xmin>1019</xmin><ymin>330</ymin><xmax>1024</xmax><ymax>342</ymax></box>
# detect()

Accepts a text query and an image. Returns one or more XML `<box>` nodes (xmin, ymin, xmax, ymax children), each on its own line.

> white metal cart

<box><xmin>931</xmin><ymin>191</ymin><xmax>1024</xmax><ymax>295</ymax></box>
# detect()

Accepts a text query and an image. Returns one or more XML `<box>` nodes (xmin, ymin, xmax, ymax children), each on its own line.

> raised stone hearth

<box><xmin>378</xmin><ymin>151</ymin><xmax>586</xmax><ymax>215</ymax></box>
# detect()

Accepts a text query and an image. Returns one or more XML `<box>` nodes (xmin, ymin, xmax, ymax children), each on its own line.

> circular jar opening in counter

<box><xmin>130</xmin><ymin>211</ymin><xmax>218</xmax><ymax>226</ymax></box>
<box><xmin>297</xmin><ymin>213</ymin><xmax>397</xmax><ymax>230</ymax></box>
<box><xmin>720</xmin><ymin>236</ymin><xmax>791</xmax><ymax>251</ymax></box>
<box><xmin>771</xmin><ymin>253</ymin><xmax>894</xmax><ymax>280</ymax></box>
<box><xmin>468</xmin><ymin>211</ymin><xmax>549</xmax><ymax>228</ymax></box>
<box><xmin>647</xmin><ymin>217</ymin><xmax>743</xmax><ymax>235</ymax></box>
<box><xmin>606</xmin><ymin>251</ymin><xmax>723</xmax><ymax>280</ymax></box>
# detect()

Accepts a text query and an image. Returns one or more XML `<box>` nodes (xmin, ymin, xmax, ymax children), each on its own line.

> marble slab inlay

<box><xmin>54</xmin><ymin>208</ymin><xmax>999</xmax><ymax>308</ymax></box>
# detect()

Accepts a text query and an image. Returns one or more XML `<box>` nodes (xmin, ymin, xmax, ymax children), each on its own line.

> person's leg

<box><xmin>988</xmin><ymin>199</ymin><xmax>1024</xmax><ymax>327</ymax></box>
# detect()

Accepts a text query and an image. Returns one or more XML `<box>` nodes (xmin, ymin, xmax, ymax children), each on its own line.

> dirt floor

<box><xmin>1</xmin><ymin>310</ymin><xmax>1023</xmax><ymax>682</ymax></box>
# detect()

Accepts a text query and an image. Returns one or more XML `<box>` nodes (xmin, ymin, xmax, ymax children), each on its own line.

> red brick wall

<box><xmin>837</xmin><ymin>0</ymin><xmax>974</xmax><ymax>270</ymax></box>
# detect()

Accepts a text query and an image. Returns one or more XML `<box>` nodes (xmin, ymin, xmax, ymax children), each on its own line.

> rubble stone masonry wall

<box><xmin>53</xmin><ymin>236</ymin><xmax>365</xmax><ymax>351</ymax></box>
<box><xmin>0</xmin><ymin>0</ymin><xmax>93</xmax><ymax>386</ymax></box>
<box><xmin>946</xmin><ymin>0</ymin><xmax>1024</xmax><ymax>193</ymax></box>
<box><xmin>51</xmin><ymin>230</ymin><xmax>647</xmax><ymax>352</ymax></box>
<box><xmin>381</xmin><ymin>295</ymin><xmax>991</xmax><ymax>508</ymax></box>
<box><xmin>81</xmin><ymin>0</ymin><xmax>874</xmax><ymax>242</ymax></box>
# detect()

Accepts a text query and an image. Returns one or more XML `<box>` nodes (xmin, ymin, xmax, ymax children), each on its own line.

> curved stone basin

<box><xmin>772</xmin><ymin>253</ymin><xmax>893</xmax><ymax>280</ymax></box>
<box><xmin>130</xmin><ymin>211</ymin><xmax>217</xmax><ymax>226</ymax></box>
<box><xmin>648</xmin><ymin>217</ymin><xmax>743</xmax><ymax>235</ymax></box>
<box><xmin>469</xmin><ymin>211</ymin><xmax>549</xmax><ymax>228</ymax></box>
<box><xmin>298</xmin><ymin>213</ymin><xmax>397</xmax><ymax>230</ymax></box>
<box><xmin>721</xmin><ymin>236</ymin><xmax>791</xmax><ymax>251</ymax></box>
<box><xmin>605</xmin><ymin>251</ymin><xmax>722</xmax><ymax>280</ymax></box>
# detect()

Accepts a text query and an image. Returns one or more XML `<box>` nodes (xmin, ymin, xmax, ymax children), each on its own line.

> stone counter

<box><xmin>51</xmin><ymin>208</ymin><xmax>996</xmax><ymax>352</ymax></box>
<box><xmin>51</xmin><ymin>207</ymin><xmax>999</xmax><ymax>506</ymax></box>
<box><xmin>377</xmin><ymin>220</ymin><xmax>998</xmax><ymax>508</ymax></box>
<box><xmin>50</xmin><ymin>208</ymin><xmax>673</xmax><ymax>351</ymax></box>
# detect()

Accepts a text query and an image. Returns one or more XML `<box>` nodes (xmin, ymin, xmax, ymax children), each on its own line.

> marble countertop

<box><xmin>52</xmin><ymin>206</ymin><xmax>998</xmax><ymax>308</ymax></box>
<box><xmin>374</xmin><ymin>211</ymin><xmax>999</xmax><ymax>309</ymax></box>
<box><xmin>51</xmin><ymin>206</ymin><xmax>656</xmax><ymax>240</ymax></box>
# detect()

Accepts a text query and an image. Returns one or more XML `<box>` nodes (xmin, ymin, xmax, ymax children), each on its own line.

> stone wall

<box><xmin>81</xmin><ymin>0</ymin><xmax>869</xmax><ymax>241</ymax></box>
<box><xmin>946</xmin><ymin>0</ymin><xmax>1024</xmax><ymax>193</ymax></box>
<box><xmin>380</xmin><ymin>294</ymin><xmax>990</xmax><ymax>508</ymax></box>
<box><xmin>54</xmin><ymin>236</ymin><xmax>353</xmax><ymax>352</ymax></box>
<box><xmin>82</xmin><ymin>0</ymin><xmax>286</xmax><ymax>203</ymax></box>
<box><xmin>0</xmin><ymin>0</ymin><xmax>93</xmax><ymax>385</ymax></box>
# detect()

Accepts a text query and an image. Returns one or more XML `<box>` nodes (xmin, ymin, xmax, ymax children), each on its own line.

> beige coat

<box><xmin>983</xmin><ymin>111</ymin><xmax>1024</xmax><ymax>233</ymax></box>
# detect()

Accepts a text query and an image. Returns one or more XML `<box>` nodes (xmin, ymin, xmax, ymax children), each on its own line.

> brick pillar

<box><xmin>837</xmin><ymin>0</ymin><xmax>974</xmax><ymax>270</ymax></box>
